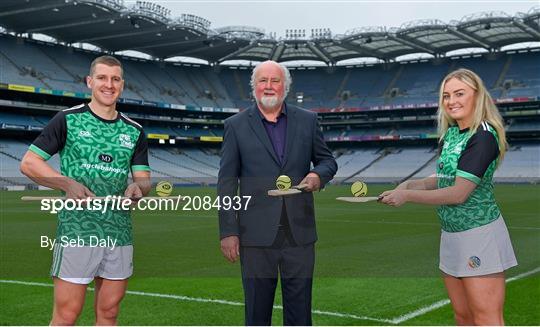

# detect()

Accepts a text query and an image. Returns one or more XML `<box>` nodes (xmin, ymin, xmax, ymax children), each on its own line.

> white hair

<box><xmin>250</xmin><ymin>60</ymin><xmax>292</xmax><ymax>102</ymax></box>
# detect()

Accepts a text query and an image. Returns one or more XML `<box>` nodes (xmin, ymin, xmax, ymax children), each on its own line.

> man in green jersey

<box><xmin>21</xmin><ymin>56</ymin><xmax>151</xmax><ymax>325</ymax></box>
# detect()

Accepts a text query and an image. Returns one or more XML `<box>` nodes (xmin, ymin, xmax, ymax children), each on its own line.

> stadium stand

<box><xmin>358</xmin><ymin>147</ymin><xmax>438</xmax><ymax>183</ymax></box>
<box><xmin>184</xmin><ymin>149</ymin><xmax>221</xmax><ymax>169</ymax></box>
<box><xmin>0</xmin><ymin>36</ymin><xmax>54</xmax><ymax>88</ymax></box>
<box><xmin>0</xmin><ymin>112</ymin><xmax>45</xmax><ymax>127</ymax></box>
<box><xmin>503</xmin><ymin>52</ymin><xmax>540</xmax><ymax>98</ymax></box>
<box><xmin>495</xmin><ymin>144</ymin><xmax>540</xmax><ymax>182</ymax></box>
<box><xmin>507</xmin><ymin>116</ymin><xmax>540</xmax><ymax>132</ymax></box>
<box><xmin>0</xmin><ymin>140</ymin><xmax>37</xmax><ymax>186</ymax></box>
<box><xmin>1</xmin><ymin>5</ymin><xmax>539</xmax><ymax>187</ymax></box>
<box><xmin>341</xmin><ymin>66</ymin><xmax>397</xmax><ymax>107</ymax></box>
<box><xmin>0</xmin><ymin>35</ymin><xmax>237</xmax><ymax>107</ymax></box>
<box><xmin>149</xmin><ymin>148</ymin><xmax>217</xmax><ymax>177</ymax></box>
<box><xmin>334</xmin><ymin>149</ymin><xmax>383</xmax><ymax>181</ymax></box>
<box><xmin>390</xmin><ymin>61</ymin><xmax>449</xmax><ymax>104</ymax></box>
<box><xmin>1</xmin><ymin>34</ymin><xmax>539</xmax><ymax>111</ymax></box>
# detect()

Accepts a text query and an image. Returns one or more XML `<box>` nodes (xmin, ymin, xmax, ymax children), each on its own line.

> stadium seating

<box><xmin>453</xmin><ymin>55</ymin><xmax>507</xmax><ymax>90</ymax></box>
<box><xmin>390</xmin><ymin>62</ymin><xmax>449</xmax><ymax>105</ymax></box>
<box><xmin>0</xmin><ymin>112</ymin><xmax>45</xmax><ymax>127</ymax></box>
<box><xmin>0</xmin><ymin>34</ymin><xmax>539</xmax><ymax>188</ymax></box>
<box><xmin>503</xmin><ymin>52</ymin><xmax>540</xmax><ymax>98</ymax></box>
<box><xmin>0</xmin><ymin>140</ymin><xmax>34</xmax><ymax>186</ymax></box>
<box><xmin>359</xmin><ymin>147</ymin><xmax>437</xmax><ymax>183</ymax></box>
<box><xmin>0</xmin><ymin>137</ymin><xmax>223</xmax><ymax>187</ymax></box>
<box><xmin>141</xmin><ymin>148</ymin><xmax>219</xmax><ymax>185</ymax></box>
<box><xmin>508</xmin><ymin>119</ymin><xmax>540</xmax><ymax>132</ymax></box>
<box><xmin>184</xmin><ymin>149</ymin><xmax>220</xmax><ymax>168</ymax></box>
<box><xmin>1</xmin><ymin>139</ymin><xmax>538</xmax><ymax>187</ymax></box>
<box><xmin>334</xmin><ymin>149</ymin><xmax>383</xmax><ymax>181</ymax></box>
<box><xmin>2</xmin><ymin>34</ymin><xmax>538</xmax><ymax>111</ymax></box>
<box><xmin>495</xmin><ymin>144</ymin><xmax>540</xmax><ymax>182</ymax></box>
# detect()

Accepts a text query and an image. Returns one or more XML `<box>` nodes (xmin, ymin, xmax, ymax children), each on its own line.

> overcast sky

<box><xmin>134</xmin><ymin>1</ymin><xmax>537</xmax><ymax>37</ymax></box>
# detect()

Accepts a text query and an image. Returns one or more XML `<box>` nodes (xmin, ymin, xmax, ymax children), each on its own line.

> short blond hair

<box><xmin>437</xmin><ymin>68</ymin><xmax>507</xmax><ymax>162</ymax></box>
<box><xmin>89</xmin><ymin>55</ymin><xmax>123</xmax><ymax>77</ymax></box>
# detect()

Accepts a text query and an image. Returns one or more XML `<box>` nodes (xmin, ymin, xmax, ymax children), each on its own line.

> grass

<box><xmin>0</xmin><ymin>184</ymin><xmax>539</xmax><ymax>325</ymax></box>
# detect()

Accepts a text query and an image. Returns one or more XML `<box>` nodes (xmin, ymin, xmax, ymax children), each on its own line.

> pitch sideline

<box><xmin>388</xmin><ymin>266</ymin><xmax>540</xmax><ymax>324</ymax></box>
<box><xmin>1</xmin><ymin>266</ymin><xmax>538</xmax><ymax>324</ymax></box>
<box><xmin>0</xmin><ymin>279</ymin><xmax>392</xmax><ymax>323</ymax></box>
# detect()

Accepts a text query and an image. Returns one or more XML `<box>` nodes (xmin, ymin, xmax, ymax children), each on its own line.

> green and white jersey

<box><xmin>436</xmin><ymin>121</ymin><xmax>501</xmax><ymax>232</ymax></box>
<box><xmin>30</xmin><ymin>104</ymin><xmax>150</xmax><ymax>246</ymax></box>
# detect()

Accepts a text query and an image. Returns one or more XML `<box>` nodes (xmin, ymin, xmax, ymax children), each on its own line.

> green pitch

<box><xmin>1</xmin><ymin>184</ymin><xmax>539</xmax><ymax>325</ymax></box>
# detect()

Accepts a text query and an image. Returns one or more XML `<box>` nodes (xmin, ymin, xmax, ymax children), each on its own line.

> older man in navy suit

<box><xmin>217</xmin><ymin>60</ymin><xmax>337</xmax><ymax>325</ymax></box>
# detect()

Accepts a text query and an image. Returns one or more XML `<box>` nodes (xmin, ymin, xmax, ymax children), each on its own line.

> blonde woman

<box><xmin>380</xmin><ymin>69</ymin><xmax>517</xmax><ymax>325</ymax></box>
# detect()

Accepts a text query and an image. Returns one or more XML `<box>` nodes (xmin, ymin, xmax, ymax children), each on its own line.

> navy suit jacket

<box><xmin>218</xmin><ymin>104</ymin><xmax>337</xmax><ymax>247</ymax></box>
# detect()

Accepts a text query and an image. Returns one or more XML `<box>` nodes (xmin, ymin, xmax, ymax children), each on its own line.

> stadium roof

<box><xmin>1</xmin><ymin>0</ymin><xmax>539</xmax><ymax>65</ymax></box>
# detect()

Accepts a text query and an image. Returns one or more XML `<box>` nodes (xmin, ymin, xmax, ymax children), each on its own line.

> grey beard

<box><xmin>259</xmin><ymin>96</ymin><xmax>280</xmax><ymax>108</ymax></box>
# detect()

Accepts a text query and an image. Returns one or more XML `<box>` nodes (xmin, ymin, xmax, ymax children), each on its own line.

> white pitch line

<box><xmin>389</xmin><ymin>299</ymin><xmax>451</xmax><ymax>324</ymax></box>
<box><xmin>2</xmin><ymin>267</ymin><xmax>538</xmax><ymax>325</ymax></box>
<box><xmin>505</xmin><ymin>266</ymin><xmax>540</xmax><ymax>282</ymax></box>
<box><xmin>0</xmin><ymin>279</ymin><xmax>390</xmax><ymax>323</ymax></box>
<box><xmin>311</xmin><ymin>309</ymin><xmax>393</xmax><ymax>324</ymax></box>
<box><xmin>389</xmin><ymin>266</ymin><xmax>540</xmax><ymax>324</ymax></box>
<box><xmin>0</xmin><ymin>279</ymin><xmax>243</xmax><ymax>306</ymax></box>
<box><xmin>125</xmin><ymin>290</ymin><xmax>245</xmax><ymax>307</ymax></box>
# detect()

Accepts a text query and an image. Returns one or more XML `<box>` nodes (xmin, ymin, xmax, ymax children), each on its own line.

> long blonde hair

<box><xmin>437</xmin><ymin>68</ymin><xmax>507</xmax><ymax>161</ymax></box>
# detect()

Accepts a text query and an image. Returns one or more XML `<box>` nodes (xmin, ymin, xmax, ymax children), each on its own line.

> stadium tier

<box><xmin>1</xmin><ymin>34</ymin><xmax>540</xmax><ymax>110</ymax></box>
<box><xmin>2</xmin><ymin>139</ymin><xmax>539</xmax><ymax>187</ymax></box>
<box><xmin>1</xmin><ymin>34</ymin><xmax>539</xmax><ymax>186</ymax></box>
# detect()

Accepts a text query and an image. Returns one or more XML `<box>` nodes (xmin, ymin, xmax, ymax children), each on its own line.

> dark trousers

<box><xmin>240</xmin><ymin>227</ymin><xmax>315</xmax><ymax>326</ymax></box>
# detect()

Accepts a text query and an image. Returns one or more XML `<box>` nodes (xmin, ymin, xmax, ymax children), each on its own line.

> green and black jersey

<box><xmin>436</xmin><ymin>121</ymin><xmax>501</xmax><ymax>232</ymax></box>
<box><xmin>29</xmin><ymin>104</ymin><xmax>150</xmax><ymax>245</ymax></box>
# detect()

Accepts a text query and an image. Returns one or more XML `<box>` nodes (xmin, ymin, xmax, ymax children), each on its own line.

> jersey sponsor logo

<box><xmin>119</xmin><ymin>134</ymin><xmax>134</xmax><ymax>149</ymax></box>
<box><xmin>79</xmin><ymin>130</ymin><xmax>92</xmax><ymax>137</ymax></box>
<box><xmin>80</xmin><ymin>163</ymin><xmax>128</xmax><ymax>175</ymax></box>
<box><xmin>99</xmin><ymin>154</ymin><xmax>114</xmax><ymax>163</ymax></box>
<box><xmin>468</xmin><ymin>256</ymin><xmax>481</xmax><ymax>269</ymax></box>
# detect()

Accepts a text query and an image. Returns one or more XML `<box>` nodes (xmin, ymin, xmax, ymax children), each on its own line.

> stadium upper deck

<box><xmin>0</xmin><ymin>3</ymin><xmax>539</xmax><ymax>149</ymax></box>
<box><xmin>1</xmin><ymin>33</ymin><xmax>539</xmax><ymax>112</ymax></box>
<box><xmin>0</xmin><ymin>1</ymin><xmax>538</xmax><ymax>64</ymax></box>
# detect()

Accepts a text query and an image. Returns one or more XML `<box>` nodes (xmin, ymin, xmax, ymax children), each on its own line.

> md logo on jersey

<box><xmin>119</xmin><ymin>134</ymin><xmax>134</xmax><ymax>149</ymax></box>
<box><xmin>99</xmin><ymin>154</ymin><xmax>114</xmax><ymax>163</ymax></box>
<box><xmin>79</xmin><ymin>130</ymin><xmax>92</xmax><ymax>137</ymax></box>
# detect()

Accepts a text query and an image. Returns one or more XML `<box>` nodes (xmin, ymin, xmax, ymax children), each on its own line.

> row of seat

<box><xmin>1</xmin><ymin>35</ymin><xmax>538</xmax><ymax>111</ymax></box>
<box><xmin>1</xmin><ymin>140</ymin><xmax>538</xmax><ymax>187</ymax></box>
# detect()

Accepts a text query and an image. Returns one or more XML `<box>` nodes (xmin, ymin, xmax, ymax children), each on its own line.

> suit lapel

<box><xmin>282</xmin><ymin>104</ymin><xmax>298</xmax><ymax>168</ymax></box>
<box><xmin>248</xmin><ymin>106</ymin><xmax>280</xmax><ymax>165</ymax></box>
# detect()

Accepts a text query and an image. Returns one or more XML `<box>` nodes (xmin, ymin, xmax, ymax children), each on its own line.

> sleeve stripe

<box><xmin>29</xmin><ymin>144</ymin><xmax>52</xmax><ymax>160</ymax></box>
<box><xmin>456</xmin><ymin>169</ymin><xmax>481</xmax><ymax>184</ymax></box>
<box><xmin>131</xmin><ymin>165</ymin><xmax>151</xmax><ymax>171</ymax></box>
<box><xmin>120</xmin><ymin>113</ymin><xmax>142</xmax><ymax>129</ymax></box>
<box><xmin>63</xmin><ymin>104</ymin><xmax>85</xmax><ymax>112</ymax></box>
